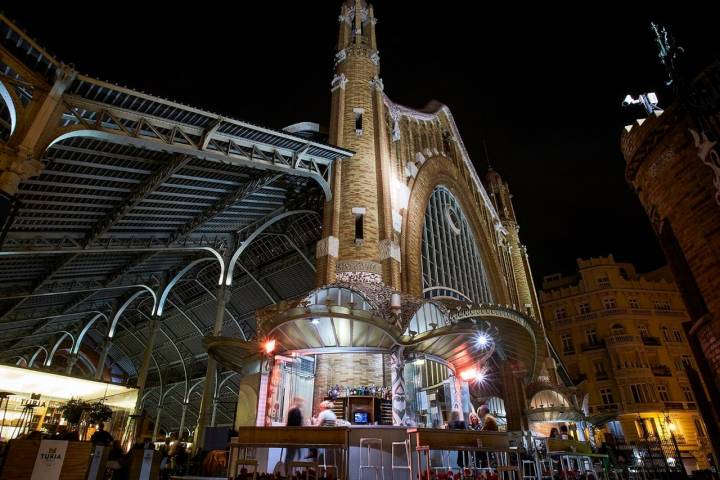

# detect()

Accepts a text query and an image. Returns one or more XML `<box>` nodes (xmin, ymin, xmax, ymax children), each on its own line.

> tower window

<box><xmin>352</xmin><ymin>207</ymin><xmax>365</xmax><ymax>245</ymax></box>
<box><xmin>353</xmin><ymin>108</ymin><xmax>364</xmax><ymax>135</ymax></box>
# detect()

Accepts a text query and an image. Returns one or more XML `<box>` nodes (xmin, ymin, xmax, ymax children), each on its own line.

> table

<box><xmin>229</xmin><ymin>427</ymin><xmax>350</xmax><ymax>480</ymax></box>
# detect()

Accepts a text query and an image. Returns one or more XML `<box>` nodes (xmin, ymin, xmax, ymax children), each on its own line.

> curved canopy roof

<box><xmin>257</xmin><ymin>283</ymin><xmax>542</xmax><ymax>378</ymax></box>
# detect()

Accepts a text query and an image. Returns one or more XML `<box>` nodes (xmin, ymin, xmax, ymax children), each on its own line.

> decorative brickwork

<box><xmin>620</xmin><ymin>64</ymin><xmax>720</xmax><ymax>451</ymax></box>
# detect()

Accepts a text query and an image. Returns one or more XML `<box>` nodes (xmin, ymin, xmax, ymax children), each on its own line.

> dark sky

<box><xmin>4</xmin><ymin>2</ymin><xmax>718</xmax><ymax>284</ymax></box>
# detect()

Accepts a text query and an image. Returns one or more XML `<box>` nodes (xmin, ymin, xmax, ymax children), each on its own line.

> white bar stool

<box><xmin>359</xmin><ymin>438</ymin><xmax>385</xmax><ymax>480</ymax></box>
<box><xmin>391</xmin><ymin>440</ymin><xmax>411</xmax><ymax>480</ymax></box>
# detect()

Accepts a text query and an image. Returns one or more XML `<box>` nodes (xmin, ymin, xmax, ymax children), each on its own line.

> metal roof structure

<box><xmin>0</xmin><ymin>13</ymin><xmax>352</xmax><ymax>437</ymax></box>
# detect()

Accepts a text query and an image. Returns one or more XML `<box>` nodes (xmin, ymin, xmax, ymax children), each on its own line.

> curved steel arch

<box><xmin>109</xmin><ymin>287</ymin><xmax>157</xmax><ymax>338</ymax></box>
<box><xmin>28</xmin><ymin>345</ymin><xmax>48</xmax><ymax>367</ymax></box>
<box><xmin>156</xmin><ymin>257</ymin><xmax>216</xmax><ymax>316</ymax></box>
<box><xmin>72</xmin><ymin>312</ymin><xmax>108</xmax><ymax>354</ymax></box>
<box><xmin>45</xmin><ymin>331</ymin><xmax>75</xmax><ymax>366</ymax></box>
<box><xmin>0</xmin><ymin>80</ymin><xmax>18</xmax><ymax>136</ymax></box>
<box><xmin>225</xmin><ymin>209</ymin><xmax>319</xmax><ymax>285</ymax></box>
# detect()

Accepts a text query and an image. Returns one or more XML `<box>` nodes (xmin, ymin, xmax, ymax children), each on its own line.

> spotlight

<box><xmin>475</xmin><ymin>332</ymin><xmax>491</xmax><ymax>349</ymax></box>
<box><xmin>311</xmin><ymin>318</ymin><xmax>319</xmax><ymax>325</ymax></box>
<box><xmin>263</xmin><ymin>339</ymin><xmax>276</xmax><ymax>354</ymax></box>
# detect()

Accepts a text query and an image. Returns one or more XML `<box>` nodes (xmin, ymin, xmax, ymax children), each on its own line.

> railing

<box><xmin>606</xmin><ymin>334</ymin><xmax>642</xmax><ymax>347</ymax></box>
<box><xmin>664</xmin><ymin>401</ymin><xmax>697</xmax><ymax>411</ymax></box>
<box><xmin>599</xmin><ymin>307</ymin><xmax>628</xmax><ymax>317</ymax></box>
<box><xmin>642</xmin><ymin>335</ymin><xmax>661</xmax><ymax>346</ymax></box>
<box><xmin>651</xmin><ymin>365</ymin><xmax>672</xmax><ymax>376</ymax></box>
<box><xmin>653</xmin><ymin>309</ymin><xmax>685</xmax><ymax>316</ymax></box>
<box><xmin>595</xmin><ymin>372</ymin><xmax>610</xmax><ymax>380</ymax></box>
<box><xmin>576</xmin><ymin>312</ymin><xmax>598</xmax><ymax>322</ymax></box>
<box><xmin>590</xmin><ymin>403</ymin><xmax>618</xmax><ymax>413</ymax></box>
<box><xmin>581</xmin><ymin>340</ymin><xmax>606</xmax><ymax>352</ymax></box>
<box><xmin>630</xmin><ymin>309</ymin><xmax>651</xmax><ymax>315</ymax></box>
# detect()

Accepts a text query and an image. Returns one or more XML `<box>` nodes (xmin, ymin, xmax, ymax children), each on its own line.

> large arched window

<box><xmin>421</xmin><ymin>186</ymin><xmax>492</xmax><ymax>304</ymax></box>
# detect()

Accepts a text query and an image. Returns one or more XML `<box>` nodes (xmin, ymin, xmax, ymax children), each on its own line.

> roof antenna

<box><xmin>482</xmin><ymin>139</ymin><xmax>493</xmax><ymax>171</ymax></box>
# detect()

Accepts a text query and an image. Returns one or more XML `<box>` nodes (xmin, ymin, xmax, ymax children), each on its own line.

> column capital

<box><xmin>0</xmin><ymin>149</ymin><xmax>44</xmax><ymax>196</ymax></box>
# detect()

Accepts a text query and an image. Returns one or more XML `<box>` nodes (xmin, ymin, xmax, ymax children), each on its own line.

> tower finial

<box><xmin>483</xmin><ymin>139</ymin><xmax>493</xmax><ymax>172</ymax></box>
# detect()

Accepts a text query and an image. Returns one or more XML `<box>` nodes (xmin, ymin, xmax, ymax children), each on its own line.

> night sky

<box><xmin>4</xmin><ymin>2</ymin><xmax>718</xmax><ymax>284</ymax></box>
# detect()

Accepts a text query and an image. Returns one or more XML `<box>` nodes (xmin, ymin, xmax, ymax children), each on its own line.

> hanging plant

<box><xmin>60</xmin><ymin>398</ymin><xmax>89</xmax><ymax>427</ymax></box>
<box><xmin>87</xmin><ymin>401</ymin><xmax>113</xmax><ymax>425</ymax></box>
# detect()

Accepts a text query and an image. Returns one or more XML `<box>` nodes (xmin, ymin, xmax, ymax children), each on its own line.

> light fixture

<box><xmin>311</xmin><ymin>318</ymin><xmax>320</xmax><ymax>325</ymax></box>
<box><xmin>263</xmin><ymin>339</ymin><xmax>276</xmax><ymax>355</ymax></box>
<box><xmin>459</xmin><ymin>367</ymin><xmax>477</xmax><ymax>381</ymax></box>
<box><xmin>475</xmin><ymin>332</ymin><xmax>491</xmax><ymax>349</ymax></box>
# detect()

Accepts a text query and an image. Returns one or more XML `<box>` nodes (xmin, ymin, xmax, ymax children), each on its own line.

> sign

<box><xmin>87</xmin><ymin>445</ymin><xmax>104</xmax><ymax>480</ymax></box>
<box><xmin>139</xmin><ymin>449</ymin><xmax>154</xmax><ymax>480</ymax></box>
<box><xmin>31</xmin><ymin>440</ymin><xmax>68</xmax><ymax>480</ymax></box>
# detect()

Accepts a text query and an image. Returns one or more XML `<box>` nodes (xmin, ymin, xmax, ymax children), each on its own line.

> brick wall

<box><xmin>312</xmin><ymin>353</ymin><xmax>388</xmax><ymax>415</ymax></box>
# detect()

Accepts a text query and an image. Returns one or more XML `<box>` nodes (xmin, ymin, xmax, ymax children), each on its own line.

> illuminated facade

<box><xmin>540</xmin><ymin>256</ymin><xmax>712</xmax><ymax>470</ymax></box>
<box><xmin>250</xmin><ymin>0</ymin><xmax>555</xmax><ymax>432</ymax></box>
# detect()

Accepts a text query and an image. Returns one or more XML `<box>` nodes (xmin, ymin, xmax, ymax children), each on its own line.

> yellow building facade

<box><xmin>540</xmin><ymin>255</ymin><xmax>711</xmax><ymax>470</ymax></box>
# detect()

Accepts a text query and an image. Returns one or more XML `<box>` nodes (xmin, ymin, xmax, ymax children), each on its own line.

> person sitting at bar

<box><xmin>550</xmin><ymin>427</ymin><xmax>560</xmax><ymax>439</ymax></box>
<box><xmin>90</xmin><ymin>422</ymin><xmax>113</xmax><ymax>445</ymax></box>
<box><xmin>468</xmin><ymin>412</ymin><xmax>481</xmax><ymax>431</ymax></box>
<box><xmin>315</xmin><ymin>400</ymin><xmax>337</xmax><ymax>426</ymax></box>
<box><xmin>559</xmin><ymin>425</ymin><xmax>569</xmax><ymax>439</ymax></box>
<box><xmin>478</xmin><ymin>405</ymin><xmax>498</xmax><ymax>431</ymax></box>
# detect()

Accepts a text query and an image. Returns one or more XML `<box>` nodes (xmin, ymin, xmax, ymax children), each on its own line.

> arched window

<box><xmin>421</xmin><ymin>186</ymin><xmax>492</xmax><ymax>304</ymax></box>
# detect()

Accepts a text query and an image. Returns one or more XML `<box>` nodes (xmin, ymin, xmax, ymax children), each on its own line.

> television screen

<box><xmin>353</xmin><ymin>411</ymin><xmax>369</xmax><ymax>424</ymax></box>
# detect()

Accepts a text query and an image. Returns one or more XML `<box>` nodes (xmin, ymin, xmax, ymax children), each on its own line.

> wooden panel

<box><xmin>0</xmin><ymin>439</ymin><xmax>40</xmax><ymax>480</ymax></box>
<box><xmin>408</xmin><ymin>428</ymin><xmax>524</xmax><ymax>451</ymax></box>
<box><xmin>128</xmin><ymin>449</ymin><xmax>160</xmax><ymax>480</ymax></box>
<box><xmin>0</xmin><ymin>440</ymin><xmax>93</xmax><ymax>480</ymax></box>
<box><xmin>233</xmin><ymin>426</ymin><xmax>349</xmax><ymax>448</ymax></box>
<box><xmin>60</xmin><ymin>442</ymin><xmax>93</xmax><ymax>479</ymax></box>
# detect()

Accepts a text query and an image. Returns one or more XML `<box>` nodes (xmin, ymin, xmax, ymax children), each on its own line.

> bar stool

<box><xmin>496</xmin><ymin>450</ymin><xmax>521</xmax><ymax>480</ymax></box>
<box><xmin>391</xmin><ymin>440</ymin><xmax>411</xmax><ymax>480</ymax></box>
<box><xmin>359</xmin><ymin>438</ymin><xmax>385</xmax><ymax>480</ymax></box>
<box><xmin>319</xmin><ymin>447</ymin><xmax>340</xmax><ymax>480</ymax></box>
<box><xmin>230</xmin><ymin>447</ymin><xmax>258</xmax><ymax>480</ymax></box>
<box><xmin>289</xmin><ymin>459</ymin><xmax>319</xmax><ymax>480</ymax></box>
<box><xmin>522</xmin><ymin>459</ymin><xmax>537</xmax><ymax>480</ymax></box>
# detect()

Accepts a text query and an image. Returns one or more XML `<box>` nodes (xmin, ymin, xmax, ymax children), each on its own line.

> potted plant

<box><xmin>87</xmin><ymin>401</ymin><xmax>113</xmax><ymax>425</ymax></box>
<box><xmin>60</xmin><ymin>398</ymin><xmax>88</xmax><ymax>429</ymax></box>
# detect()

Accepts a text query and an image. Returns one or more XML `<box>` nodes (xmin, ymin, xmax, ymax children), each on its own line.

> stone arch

<box><xmin>401</xmin><ymin>155</ymin><xmax>509</xmax><ymax>303</ymax></box>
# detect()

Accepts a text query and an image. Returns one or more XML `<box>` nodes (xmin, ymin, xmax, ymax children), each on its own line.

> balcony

<box><xmin>581</xmin><ymin>340</ymin><xmax>606</xmax><ymax>352</ymax></box>
<box><xmin>599</xmin><ymin>307</ymin><xmax>628</xmax><ymax>318</ymax></box>
<box><xmin>664</xmin><ymin>401</ymin><xmax>698</xmax><ymax>411</ymax></box>
<box><xmin>653</xmin><ymin>309</ymin><xmax>684</xmax><ymax>316</ymax></box>
<box><xmin>630</xmin><ymin>308</ymin><xmax>651</xmax><ymax>315</ymax></box>
<box><xmin>563</xmin><ymin>348</ymin><xmax>576</xmax><ymax>355</ymax></box>
<box><xmin>590</xmin><ymin>403</ymin><xmax>618</xmax><ymax>413</ymax></box>
<box><xmin>595</xmin><ymin>372</ymin><xmax>610</xmax><ymax>381</ymax></box>
<box><xmin>606</xmin><ymin>334</ymin><xmax>642</xmax><ymax>347</ymax></box>
<box><xmin>642</xmin><ymin>335</ymin><xmax>662</xmax><ymax>346</ymax></box>
<box><xmin>652</xmin><ymin>365</ymin><xmax>672</xmax><ymax>377</ymax></box>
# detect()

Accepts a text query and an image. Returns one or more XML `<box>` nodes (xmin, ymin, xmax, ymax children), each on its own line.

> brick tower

<box><xmin>315</xmin><ymin>0</ymin><xmax>400</xmax><ymax>288</ymax></box>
